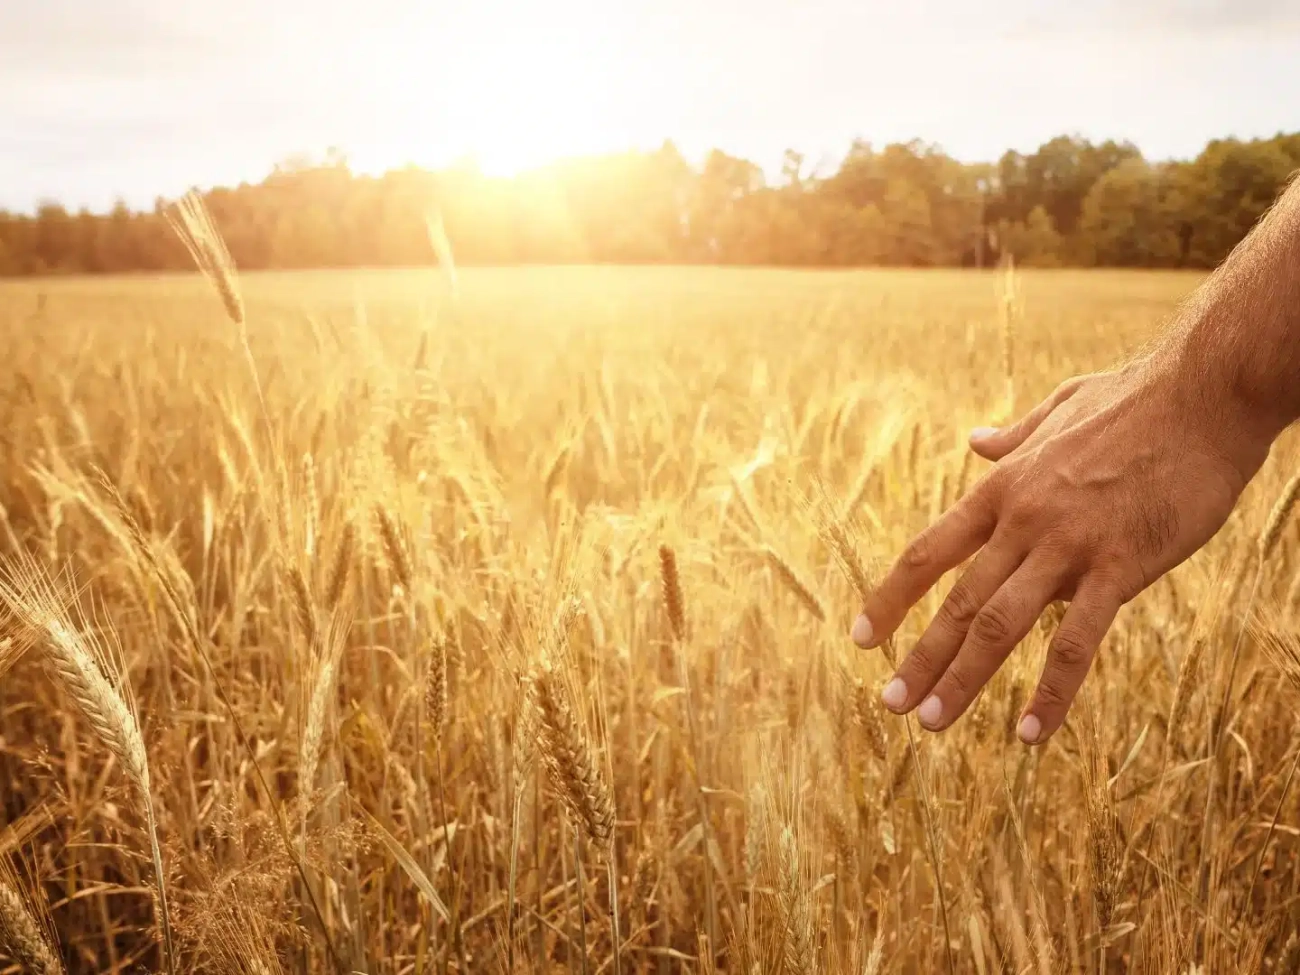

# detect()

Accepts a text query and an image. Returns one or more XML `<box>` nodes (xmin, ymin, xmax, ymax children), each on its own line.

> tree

<box><xmin>1078</xmin><ymin>158</ymin><xmax>1181</xmax><ymax>267</ymax></box>
<box><xmin>881</xmin><ymin>180</ymin><xmax>934</xmax><ymax>266</ymax></box>
<box><xmin>1177</xmin><ymin>137</ymin><xmax>1298</xmax><ymax>267</ymax></box>
<box><xmin>0</xmin><ymin>129</ymin><xmax>1295</xmax><ymax>275</ymax></box>
<box><xmin>33</xmin><ymin>203</ymin><xmax>75</xmax><ymax>273</ymax></box>
<box><xmin>1023</xmin><ymin>135</ymin><xmax>1141</xmax><ymax>237</ymax></box>
<box><xmin>688</xmin><ymin>150</ymin><xmax>764</xmax><ymax>260</ymax></box>
<box><xmin>998</xmin><ymin>206</ymin><xmax>1063</xmax><ymax>267</ymax></box>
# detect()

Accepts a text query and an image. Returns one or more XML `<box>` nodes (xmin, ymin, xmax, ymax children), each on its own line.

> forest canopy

<box><xmin>2</xmin><ymin>132</ymin><xmax>1297</xmax><ymax>275</ymax></box>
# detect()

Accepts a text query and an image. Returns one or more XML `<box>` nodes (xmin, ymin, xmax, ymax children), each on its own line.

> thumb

<box><xmin>969</xmin><ymin>376</ymin><xmax>1085</xmax><ymax>461</ymax></box>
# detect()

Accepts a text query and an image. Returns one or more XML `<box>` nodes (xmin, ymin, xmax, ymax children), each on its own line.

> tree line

<box><xmin>2</xmin><ymin>132</ymin><xmax>1298</xmax><ymax>275</ymax></box>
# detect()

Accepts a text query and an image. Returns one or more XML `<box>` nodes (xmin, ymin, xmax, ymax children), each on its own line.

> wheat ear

<box><xmin>777</xmin><ymin>827</ymin><xmax>814</xmax><ymax>975</ymax></box>
<box><xmin>425</xmin><ymin>637</ymin><xmax>448</xmax><ymax>740</ymax></box>
<box><xmin>299</xmin><ymin>606</ymin><xmax>354</xmax><ymax>800</ymax></box>
<box><xmin>533</xmin><ymin>665</ymin><xmax>615</xmax><ymax>847</ymax></box>
<box><xmin>763</xmin><ymin>546</ymin><xmax>826</xmax><ymax>622</ymax></box>
<box><xmin>658</xmin><ymin>544</ymin><xmax>687</xmax><ymax>642</ymax></box>
<box><xmin>374</xmin><ymin>504</ymin><xmax>414</xmax><ymax>593</ymax></box>
<box><xmin>285</xmin><ymin>564</ymin><xmax>317</xmax><ymax>650</ymax></box>
<box><xmin>0</xmin><ymin>857</ymin><xmax>62</xmax><ymax>975</ymax></box>
<box><xmin>324</xmin><ymin>521</ymin><xmax>355</xmax><ymax>611</ymax></box>
<box><xmin>166</xmin><ymin>190</ymin><xmax>244</xmax><ymax>329</ymax></box>
<box><xmin>852</xmin><ymin>678</ymin><xmax>888</xmax><ymax>763</ymax></box>
<box><xmin>0</xmin><ymin>557</ymin><xmax>172</xmax><ymax>973</ymax></box>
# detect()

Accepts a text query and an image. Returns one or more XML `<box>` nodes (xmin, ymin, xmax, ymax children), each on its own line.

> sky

<box><xmin>2</xmin><ymin>0</ymin><xmax>1298</xmax><ymax>213</ymax></box>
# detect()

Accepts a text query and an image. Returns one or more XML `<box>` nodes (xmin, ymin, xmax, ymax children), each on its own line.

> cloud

<box><xmin>1006</xmin><ymin>0</ymin><xmax>1300</xmax><ymax>36</ymax></box>
<box><xmin>1</xmin><ymin>0</ymin><xmax>1297</xmax><ymax>210</ymax></box>
<box><xmin>0</xmin><ymin>1</ymin><xmax>235</xmax><ymax>81</ymax></box>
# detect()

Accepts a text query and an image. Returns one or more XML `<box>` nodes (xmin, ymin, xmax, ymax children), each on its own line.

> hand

<box><xmin>851</xmin><ymin>355</ymin><xmax>1270</xmax><ymax>745</ymax></box>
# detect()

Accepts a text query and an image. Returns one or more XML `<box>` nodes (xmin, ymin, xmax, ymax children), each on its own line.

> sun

<box><xmin>347</xmin><ymin>5</ymin><xmax>647</xmax><ymax>178</ymax></box>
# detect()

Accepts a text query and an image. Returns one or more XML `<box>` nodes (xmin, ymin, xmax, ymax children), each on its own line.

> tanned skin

<box><xmin>852</xmin><ymin>176</ymin><xmax>1300</xmax><ymax>746</ymax></box>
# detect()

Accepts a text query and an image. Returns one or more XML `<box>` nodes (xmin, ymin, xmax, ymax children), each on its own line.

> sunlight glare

<box><xmin>351</xmin><ymin>3</ymin><xmax>650</xmax><ymax>176</ymax></box>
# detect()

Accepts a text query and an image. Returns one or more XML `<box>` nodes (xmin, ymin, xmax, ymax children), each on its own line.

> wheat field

<box><xmin>0</xmin><ymin>262</ymin><xmax>1297</xmax><ymax>974</ymax></box>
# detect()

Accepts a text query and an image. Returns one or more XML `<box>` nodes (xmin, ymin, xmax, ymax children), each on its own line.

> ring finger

<box><xmin>881</xmin><ymin>535</ymin><xmax>1024</xmax><ymax>715</ymax></box>
<box><xmin>915</xmin><ymin>551</ymin><xmax>1068</xmax><ymax>731</ymax></box>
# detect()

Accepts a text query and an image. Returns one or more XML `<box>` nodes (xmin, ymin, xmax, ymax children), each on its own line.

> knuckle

<box><xmin>1056</xmin><ymin>375</ymin><xmax>1086</xmax><ymax>398</ymax></box>
<box><xmin>1034</xmin><ymin>676</ymin><xmax>1071</xmax><ymax>711</ymax></box>
<box><xmin>1002</xmin><ymin>496</ymin><xmax>1041</xmax><ymax>532</ymax></box>
<box><xmin>1040</xmin><ymin>526</ymin><xmax>1087</xmax><ymax>562</ymax></box>
<box><xmin>943</xmin><ymin>665</ymin><xmax>974</xmax><ymax>699</ymax></box>
<box><xmin>904</xmin><ymin>641</ymin><xmax>942</xmax><ymax>679</ymax></box>
<box><xmin>972</xmin><ymin>467</ymin><xmax>1006</xmax><ymax>501</ymax></box>
<box><xmin>1117</xmin><ymin>570</ymin><xmax>1145</xmax><ymax>604</ymax></box>
<box><xmin>1080</xmin><ymin>560</ymin><xmax>1138</xmax><ymax>604</ymax></box>
<box><xmin>970</xmin><ymin>601</ymin><xmax>1016</xmax><ymax>645</ymax></box>
<box><xmin>939</xmin><ymin>581</ymin><xmax>982</xmax><ymax>628</ymax></box>
<box><xmin>901</xmin><ymin>529</ymin><xmax>935</xmax><ymax>571</ymax></box>
<box><xmin>1086</xmin><ymin>562</ymin><xmax>1128</xmax><ymax>597</ymax></box>
<box><xmin>1050</xmin><ymin>627</ymin><xmax>1093</xmax><ymax>671</ymax></box>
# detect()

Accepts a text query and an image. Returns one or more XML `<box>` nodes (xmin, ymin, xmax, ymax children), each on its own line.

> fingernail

<box><xmin>917</xmin><ymin>695</ymin><xmax>943</xmax><ymax>729</ymax></box>
<box><xmin>1018</xmin><ymin>714</ymin><xmax>1042</xmax><ymax>744</ymax></box>
<box><xmin>970</xmin><ymin>426</ymin><xmax>999</xmax><ymax>441</ymax></box>
<box><xmin>851</xmin><ymin>613</ymin><xmax>875</xmax><ymax>648</ymax></box>
<box><xmin>881</xmin><ymin>677</ymin><xmax>907</xmax><ymax>712</ymax></box>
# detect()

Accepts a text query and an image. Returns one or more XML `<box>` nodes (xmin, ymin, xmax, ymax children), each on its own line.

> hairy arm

<box><xmin>1173</xmin><ymin>175</ymin><xmax>1300</xmax><ymax>450</ymax></box>
<box><xmin>852</xmin><ymin>175</ymin><xmax>1300</xmax><ymax>745</ymax></box>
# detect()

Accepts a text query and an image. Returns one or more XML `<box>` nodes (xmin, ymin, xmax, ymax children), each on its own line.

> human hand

<box><xmin>851</xmin><ymin>356</ymin><xmax>1271</xmax><ymax>744</ymax></box>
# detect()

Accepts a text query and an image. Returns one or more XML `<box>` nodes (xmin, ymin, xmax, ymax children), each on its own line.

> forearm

<box><xmin>1165</xmin><ymin>175</ymin><xmax>1300</xmax><ymax>452</ymax></box>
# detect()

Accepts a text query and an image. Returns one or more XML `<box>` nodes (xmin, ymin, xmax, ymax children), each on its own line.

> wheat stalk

<box><xmin>852</xmin><ymin>678</ymin><xmax>888</xmax><ymax>763</ymax></box>
<box><xmin>777</xmin><ymin>827</ymin><xmax>815</xmax><ymax>975</ymax></box>
<box><xmin>88</xmin><ymin>468</ymin><xmax>343</xmax><ymax>967</ymax></box>
<box><xmin>999</xmin><ymin>255</ymin><xmax>1018</xmax><ymax>416</ymax></box>
<box><xmin>0</xmin><ymin>858</ymin><xmax>62</xmax><ymax>975</ymax></box>
<box><xmin>798</xmin><ymin>482</ymin><xmax>874</xmax><ymax>605</ymax></box>
<box><xmin>764</xmin><ymin>546</ymin><xmax>826</xmax><ymax>622</ymax></box>
<box><xmin>0</xmin><ymin>556</ymin><xmax>172</xmax><ymax>973</ymax></box>
<box><xmin>533</xmin><ymin>664</ymin><xmax>615</xmax><ymax>847</ymax></box>
<box><xmin>1167</xmin><ymin>635</ymin><xmax>1207</xmax><ymax>739</ymax></box>
<box><xmin>1260</xmin><ymin>470</ymin><xmax>1300</xmax><ymax>560</ymax></box>
<box><xmin>507</xmin><ymin>674</ymin><xmax>539</xmax><ymax>973</ymax></box>
<box><xmin>824</xmin><ymin>804</ymin><xmax>858</xmax><ymax>882</ymax></box>
<box><xmin>426</xmin><ymin>206</ymin><xmax>459</xmax><ymax>298</ymax></box>
<box><xmin>207</xmin><ymin>889</ymin><xmax>287</xmax><ymax>975</ymax></box>
<box><xmin>425</xmin><ymin>637</ymin><xmax>448</xmax><ymax>740</ymax></box>
<box><xmin>1203</xmin><ymin>470</ymin><xmax>1300</xmax><ymax>880</ymax></box>
<box><xmin>324</xmin><ymin>521</ymin><xmax>355</xmax><ymax>611</ymax></box>
<box><xmin>1079</xmin><ymin>706</ymin><xmax>1124</xmax><ymax>966</ymax></box>
<box><xmin>1238</xmin><ymin>622</ymin><xmax>1300</xmax><ymax>912</ymax></box>
<box><xmin>532</xmin><ymin>646</ymin><xmax>620</xmax><ymax>975</ymax></box>
<box><xmin>299</xmin><ymin>606</ymin><xmax>353</xmax><ymax>800</ymax></box>
<box><xmin>301</xmin><ymin>453</ymin><xmax>319</xmax><ymax>559</ymax></box>
<box><xmin>166</xmin><ymin>190</ymin><xmax>244</xmax><ymax>329</ymax></box>
<box><xmin>658</xmin><ymin>544</ymin><xmax>687</xmax><ymax>642</ymax></box>
<box><xmin>374</xmin><ymin>504</ymin><xmax>414</xmax><ymax>593</ymax></box>
<box><xmin>285</xmin><ymin>564</ymin><xmax>317</xmax><ymax>650</ymax></box>
<box><xmin>744</xmin><ymin>786</ymin><xmax>765</xmax><ymax>892</ymax></box>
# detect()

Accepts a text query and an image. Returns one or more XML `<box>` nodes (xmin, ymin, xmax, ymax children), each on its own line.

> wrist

<box><xmin>1142</xmin><ymin>323</ymin><xmax>1280</xmax><ymax>485</ymax></box>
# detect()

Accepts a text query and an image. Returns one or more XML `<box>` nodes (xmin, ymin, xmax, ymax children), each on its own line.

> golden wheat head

<box><xmin>0</xmin><ymin>856</ymin><xmax>62</xmax><ymax>975</ymax></box>
<box><xmin>166</xmin><ymin>190</ymin><xmax>244</xmax><ymax>328</ymax></box>
<box><xmin>532</xmin><ymin>664</ymin><xmax>615</xmax><ymax>847</ymax></box>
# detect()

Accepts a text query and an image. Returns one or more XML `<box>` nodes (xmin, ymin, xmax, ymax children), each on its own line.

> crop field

<box><xmin>0</xmin><ymin>263</ymin><xmax>1297</xmax><ymax>974</ymax></box>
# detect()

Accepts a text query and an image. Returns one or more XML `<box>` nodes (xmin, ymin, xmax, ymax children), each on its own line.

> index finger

<box><xmin>852</xmin><ymin>484</ymin><xmax>999</xmax><ymax>649</ymax></box>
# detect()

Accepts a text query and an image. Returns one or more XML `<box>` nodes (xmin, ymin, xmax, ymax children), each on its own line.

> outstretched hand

<box><xmin>851</xmin><ymin>356</ymin><xmax>1270</xmax><ymax>744</ymax></box>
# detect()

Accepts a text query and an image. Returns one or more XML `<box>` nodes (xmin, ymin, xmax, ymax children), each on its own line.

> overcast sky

<box><xmin>2</xmin><ymin>0</ymin><xmax>1298</xmax><ymax>213</ymax></box>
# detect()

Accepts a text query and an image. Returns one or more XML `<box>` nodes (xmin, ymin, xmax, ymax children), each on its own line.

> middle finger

<box><xmin>881</xmin><ymin>534</ymin><xmax>1023</xmax><ymax>715</ymax></box>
